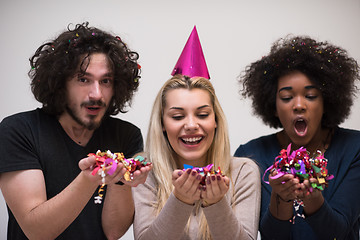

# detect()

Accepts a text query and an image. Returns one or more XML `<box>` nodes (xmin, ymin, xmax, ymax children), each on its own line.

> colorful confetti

<box><xmin>88</xmin><ymin>150</ymin><xmax>151</xmax><ymax>204</ymax></box>
<box><xmin>183</xmin><ymin>164</ymin><xmax>224</xmax><ymax>186</ymax></box>
<box><xmin>264</xmin><ymin>144</ymin><xmax>334</xmax><ymax>222</ymax></box>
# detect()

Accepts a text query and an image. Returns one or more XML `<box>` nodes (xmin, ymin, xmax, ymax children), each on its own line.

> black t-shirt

<box><xmin>0</xmin><ymin>108</ymin><xmax>143</xmax><ymax>240</ymax></box>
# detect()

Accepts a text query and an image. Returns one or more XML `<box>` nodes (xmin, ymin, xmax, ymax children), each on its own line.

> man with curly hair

<box><xmin>0</xmin><ymin>22</ymin><xmax>151</xmax><ymax>240</ymax></box>
<box><xmin>234</xmin><ymin>36</ymin><xmax>360</xmax><ymax>239</ymax></box>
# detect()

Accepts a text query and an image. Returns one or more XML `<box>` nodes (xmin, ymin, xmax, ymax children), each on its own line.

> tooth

<box><xmin>182</xmin><ymin>137</ymin><xmax>202</xmax><ymax>142</ymax></box>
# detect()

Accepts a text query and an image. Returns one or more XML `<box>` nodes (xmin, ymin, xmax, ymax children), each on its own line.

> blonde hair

<box><xmin>146</xmin><ymin>75</ymin><xmax>231</xmax><ymax>239</ymax></box>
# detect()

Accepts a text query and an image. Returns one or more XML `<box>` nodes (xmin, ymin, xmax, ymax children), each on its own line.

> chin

<box><xmin>292</xmin><ymin>137</ymin><xmax>311</xmax><ymax>148</ymax></box>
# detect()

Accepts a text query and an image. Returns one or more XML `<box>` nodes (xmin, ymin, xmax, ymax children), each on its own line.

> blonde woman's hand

<box><xmin>200</xmin><ymin>174</ymin><xmax>229</xmax><ymax>207</ymax></box>
<box><xmin>172</xmin><ymin>169</ymin><xmax>202</xmax><ymax>205</ymax></box>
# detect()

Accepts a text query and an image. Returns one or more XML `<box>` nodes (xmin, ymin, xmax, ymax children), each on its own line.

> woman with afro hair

<box><xmin>234</xmin><ymin>35</ymin><xmax>360</xmax><ymax>240</ymax></box>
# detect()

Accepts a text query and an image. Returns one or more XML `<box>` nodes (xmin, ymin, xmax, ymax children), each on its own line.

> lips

<box><xmin>294</xmin><ymin>118</ymin><xmax>307</xmax><ymax>136</ymax></box>
<box><xmin>85</xmin><ymin>106</ymin><xmax>102</xmax><ymax>115</ymax></box>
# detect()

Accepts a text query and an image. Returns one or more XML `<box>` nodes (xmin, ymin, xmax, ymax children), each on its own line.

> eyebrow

<box><xmin>278</xmin><ymin>85</ymin><xmax>316</xmax><ymax>93</ymax></box>
<box><xmin>78</xmin><ymin>72</ymin><xmax>113</xmax><ymax>78</ymax></box>
<box><xmin>169</xmin><ymin>105</ymin><xmax>211</xmax><ymax>110</ymax></box>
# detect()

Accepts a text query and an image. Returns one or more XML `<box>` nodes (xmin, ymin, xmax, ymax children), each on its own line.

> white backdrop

<box><xmin>1</xmin><ymin>0</ymin><xmax>359</xmax><ymax>239</ymax></box>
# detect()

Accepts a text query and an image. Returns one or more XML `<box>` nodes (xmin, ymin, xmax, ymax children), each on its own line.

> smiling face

<box><xmin>162</xmin><ymin>88</ymin><xmax>217</xmax><ymax>167</ymax></box>
<box><xmin>276</xmin><ymin>71</ymin><xmax>324</xmax><ymax>148</ymax></box>
<box><xmin>63</xmin><ymin>53</ymin><xmax>114</xmax><ymax>130</ymax></box>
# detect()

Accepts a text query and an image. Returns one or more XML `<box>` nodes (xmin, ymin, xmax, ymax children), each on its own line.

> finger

<box><xmin>78</xmin><ymin>155</ymin><xmax>96</xmax><ymax>171</ymax></box>
<box><xmin>207</xmin><ymin>175</ymin><xmax>220</xmax><ymax>196</ymax></box>
<box><xmin>172</xmin><ymin>170</ymin><xmax>184</xmax><ymax>181</ymax></box>
<box><xmin>108</xmin><ymin>167</ymin><xmax>127</xmax><ymax>184</ymax></box>
<box><xmin>223</xmin><ymin>176</ymin><xmax>230</xmax><ymax>186</ymax></box>
<box><xmin>272</xmin><ymin>173</ymin><xmax>295</xmax><ymax>184</ymax></box>
<box><xmin>182</xmin><ymin>170</ymin><xmax>201</xmax><ymax>194</ymax></box>
<box><xmin>211</xmin><ymin>175</ymin><xmax>229</xmax><ymax>197</ymax></box>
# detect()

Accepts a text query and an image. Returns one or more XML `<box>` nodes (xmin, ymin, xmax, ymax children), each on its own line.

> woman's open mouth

<box><xmin>181</xmin><ymin>136</ymin><xmax>203</xmax><ymax>145</ymax></box>
<box><xmin>294</xmin><ymin>118</ymin><xmax>307</xmax><ymax>136</ymax></box>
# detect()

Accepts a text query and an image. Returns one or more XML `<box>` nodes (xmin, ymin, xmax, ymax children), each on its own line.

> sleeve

<box><xmin>132</xmin><ymin>174</ymin><xmax>194</xmax><ymax>240</ymax></box>
<box><xmin>203</xmin><ymin>158</ymin><xmax>261</xmax><ymax>240</ymax></box>
<box><xmin>0</xmin><ymin>115</ymin><xmax>40</xmax><ymax>173</ymax></box>
<box><xmin>304</xmin><ymin>152</ymin><xmax>360</xmax><ymax>239</ymax></box>
<box><xmin>234</xmin><ymin>144</ymin><xmax>246</xmax><ymax>157</ymax></box>
<box><xmin>123</xmin><ymin>125</ymin><xmax>143</xmax><ymax>158</ymax></box>
<box><xmin>260</xmin><ymin>209</ymin><xmax>293</xmax><ymax>239</ymax></box>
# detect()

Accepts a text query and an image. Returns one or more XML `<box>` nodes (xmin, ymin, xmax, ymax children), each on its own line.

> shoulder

<box><xmin>0</xmin><ymin>109</ymin><xmax>53</xmax><ymax>135</ymax></box>
<box><xmin>229</xmin><ymin>157</ymin><xmax>261</xmax><ymax>194</ymax></box>
<box><xmin>234</xmin><ymin>133</ymin><xmax>279</xmax><ymax>171</ymax></box>
<box><xmin>103</xmin><ymin>117</ymin><xmax>140</xmax><ymax>130</ymax></box>
<box><xmin>234</xmin><ymin>133</ymin><xmax>277</xmax><ymax>156</ymax></box>
<box><xmin>331</xmin><ymin>127</ymin><xmax>360</xmax><ymax>152</ymax></box>
<box><xmin>99</xmin><ymin>116</ymin><xmax>142</xmax><ymax>140</ymax></box>
<box><xmin>230</xmin><ymin>157</ymin><xmax>260</xmax><ymax>178</ymax></box>
<box><xmin>1</xmin><ymin>109</ymin><xmax>41</xmax><ymax>125</ymax></box>
<box><xmin>336</xmin><ymin>127</ymin><xmax>360</xmax><ymax>140</ymax></box>
<box><xmin>102</xmin><ymin>117</ymin><xmax>141</xmax><ymax>136</ymax></box>
<box><xmin>330</xmin><ymin>127</ymin><xmax>360</xmax><ymax>161</ymax></box>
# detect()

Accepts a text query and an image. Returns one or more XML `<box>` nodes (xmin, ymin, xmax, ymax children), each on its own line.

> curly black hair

<box><xmin>240</xmin><ymin>35</ymin><xmax>360</xmax><ymax>129</ymax></box>
<box><xmin>29</xmin><ymin>22</ymin><xmax>141</xmax><ymax>116</ymax></box>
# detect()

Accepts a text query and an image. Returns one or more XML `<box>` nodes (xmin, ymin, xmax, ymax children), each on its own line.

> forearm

<box><xmin>203</xmin><ymin>197</ymin><xmax>253</xmax><ymax>240</ymax></box>
<box><xmin>7</xmin><ymin>172</ymin><xmax>98</xmax><ymax>240</ymax></box>
<box><xmin>305</xmin><ymin>200</ymin><xmax>352</xmax><ymax>239</ymax></box>
<box><xmin>260</xmin><ymin>209</ymin><xmax>292</xmax><ymax>239</ymax></box>
<box><xmin>302</xmin><ymin>192</ymin><xmax>324</xmax><ymax>216</ymax></box>
<box><xmin>269</xmin><ymin>192</ymin><xmax>293</xmax><ymax>220</ymax></box>
<box><xmin>135</xmin><ymin>193</ymin><xmax>194</xmax><ymax>240</ymax></box>
<box><xmin>102</xmin><ymin>184</ymin><xmax>134</xmax><ymax>240</ymax></box>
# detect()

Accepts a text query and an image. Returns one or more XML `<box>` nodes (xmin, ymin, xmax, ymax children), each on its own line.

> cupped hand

<box><xmin>78</xmin><ymin>155</ymin><xmax>125</xmax><ymax>185</ymax></box>
<box><xmin>200</xmin><ymin>174</ymin><xmax>229</xmax><ymax>207</ymax></box>
<box><xmin>78</xmin><ymin>156</ymin><xmax>152</xmax><ymax>187</ymax></box>
<box><xmin>172</xmin><ymin>169</ymin><xmax>202</xmax><ymax>205</ymax></box>
<box><xmin>269</xmin><ymin>170</ymin><xmax>301</xmax><ymax>202</ymax></box>
<box><xmin>298</xmin><ymin>178</ymin><xmax>323</xmax><ymax>200</ymax></box>
<box><xmin>121</xmin><ymin>163</ymin><xmax>153</xmax><ymax>187</ymax></box>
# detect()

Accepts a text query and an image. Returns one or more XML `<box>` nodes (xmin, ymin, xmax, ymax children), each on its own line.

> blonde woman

<box><xmin>132</xmin><ymin>75</ymin><xmax>260</xmax><ymax>240</ymax></box>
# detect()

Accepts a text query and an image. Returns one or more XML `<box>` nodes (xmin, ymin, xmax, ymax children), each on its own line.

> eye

<box><xmin>78</xmin><ymin>77</ymin><xmax>88</xmax><ymax>83</ymax></box>
<box><xmin>280</xmin><ymin>96</ymin><xmax>292</xmax><ymax>102</ymax></box>
<box><xmin>306</xmin><ymin>95</ymin><xmax>318</xmax><ymax>100</ymax></box>
<box><xmin>198</xmin><ymin>113</ymin><xmax>209</xmax><ymax>119</ymax></box>
<box><xmin>172</xmin><ymin>115</ymin><xmax>184</xmax><ymax>120</ymax></box>
<box><xmin>101</xmin><ymin>78</ymin><xmax>113</xmax><ymax>85</ymax></box>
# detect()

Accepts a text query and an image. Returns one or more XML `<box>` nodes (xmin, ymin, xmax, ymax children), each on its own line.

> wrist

<box><xmin>276</xmin><ymin>194</ymin><xmax>293</xmax><ymax>203</ymax></box>
<box><xmin>201</xmin><ymin>199</ymin><xmax>212</xmax><ymax>208</ymax></box>
<box><xmin>173</xmin><ymin>193</ymin><xmax>195</xmax><ymax>205</ymax></box>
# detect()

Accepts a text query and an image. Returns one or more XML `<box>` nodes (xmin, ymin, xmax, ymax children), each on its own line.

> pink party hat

<box><xmin>171</xmin><ymin>26</ymin><xmax>210</xmax><ymax>79</ymax></box>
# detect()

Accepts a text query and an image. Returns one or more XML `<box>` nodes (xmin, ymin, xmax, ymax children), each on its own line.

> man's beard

<box><xmin>65</xmin><ymin>100</ymin><xmax>107</xmax><ymax>130</ymax></box>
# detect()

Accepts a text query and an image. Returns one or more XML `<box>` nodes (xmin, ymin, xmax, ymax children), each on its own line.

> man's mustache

<box><xmin>81</xmin><ymin>100</ymin><xmax>106</xmax><ymax>107</ymax></box>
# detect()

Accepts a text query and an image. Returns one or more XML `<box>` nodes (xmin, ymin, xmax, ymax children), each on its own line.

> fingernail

<box><xmin>196</xmin><ymin>175</ymin><xmax>201</xmax><ymax>180</ymax></box>
<box><xmin>217</xmin><ymin>175</ymin><xmax>221</xmax><ymax>180</ymax></box>
<box><xmin>207</xmin><ymin>178</ymin><xmax>211</xmax><ymax>184</ymax></box>
<box><xmin>192</xmin><ymin>171</ymin><xmax>196</xmax><ymax>176</ymax></box>
<box><xmin>186</xmin><ymin>169</ymin><xmax>191</xmax><ymax>174</ymax></box>
<box><xmin>211</xmin><ymin>175</ymin><xmax>216</xmax><ymax>181</ymax></box>
<box><xmin>178</xmin><ymin>171</ymin><xmax>183</xmax><ymax>176</ymax></box>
